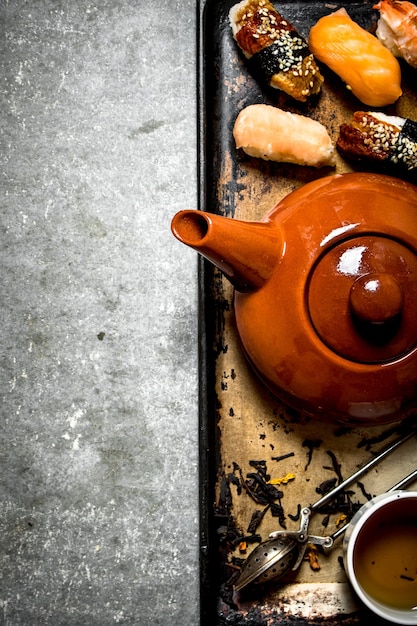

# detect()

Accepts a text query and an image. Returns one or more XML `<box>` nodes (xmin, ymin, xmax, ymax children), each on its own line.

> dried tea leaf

<box><xmin>302</xmin><ymin>439</ymin><xmax>322</xmax><ymax>470</ymax></box>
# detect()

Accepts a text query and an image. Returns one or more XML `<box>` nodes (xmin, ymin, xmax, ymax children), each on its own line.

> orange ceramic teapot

<box><xmin>171</xmin><ymin>172</ymin><xmax>417</xmax><ymax>426</ymax></box>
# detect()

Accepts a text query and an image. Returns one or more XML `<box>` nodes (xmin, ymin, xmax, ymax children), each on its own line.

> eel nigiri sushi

<box><xmin>308</xmin><ymin>8</ymin><xmax>402</xmax><ymax>107</ymax></box>
<box><xmin>374</xmin><ymin>0</ymin><xmax>417</xmax><ymax>68</ymax></box>
<box><xmin>229</xmin><ymin>0</ymin><xmax>324</xmax><ymax>102</ymax></box>
<box><xmin>337</xmin><ymin>111</ymin><xmax>417</xmax><ymax>172</ymax></box>
<box><xmin>233</xmin><ymin>103</ymin><xmax>336</xmax><ymax>168</ymax></box>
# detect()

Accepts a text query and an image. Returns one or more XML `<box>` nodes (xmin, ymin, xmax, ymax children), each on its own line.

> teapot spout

<box><xmin>171</xmin><ymin>210</ymin><xmax>282</xmax><ymax>291</ymax></box>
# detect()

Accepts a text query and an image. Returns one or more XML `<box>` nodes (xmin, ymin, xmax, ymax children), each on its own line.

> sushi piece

<box><xmin>337</xmin><ymin>111</ymin><xmax>417</xmax><ymax>171</ymax></box>
<box><xmin>374</xmin><ymin>0</ymin><xmax>417</xmax><ymax>69</ymax></box>
<box><xmin>308</xmin><ymin>8</ymin><xmax>402</xmax><ymax>106</ymax></box>
<box><xmin>233</xmin><ymin>103</ymin><xmax>336</xmax><ymax>167</ymax></box>
<box><xmin>229</xmin><ymin>0</ymin><xmax>324</xmax><ymax>102</ymax></box>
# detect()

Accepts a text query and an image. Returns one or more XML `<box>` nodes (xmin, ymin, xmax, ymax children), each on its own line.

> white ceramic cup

<box><xmin>343</xmin><ymin>491</ymin><xmax>417</xmax><ymax>624</ymax></box>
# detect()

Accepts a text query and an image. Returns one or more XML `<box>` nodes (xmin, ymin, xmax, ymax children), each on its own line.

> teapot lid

<box><xmin>308</xmin><ymin>235</ymin><xmax>417</xmax><ymax>363</ymax></box>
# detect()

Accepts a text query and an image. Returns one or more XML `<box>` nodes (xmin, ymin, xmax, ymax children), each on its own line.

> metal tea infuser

<box><xmin>235</xmin><ymin>428</ymin><xmax>417</xmax><ymax>591</ymax></box>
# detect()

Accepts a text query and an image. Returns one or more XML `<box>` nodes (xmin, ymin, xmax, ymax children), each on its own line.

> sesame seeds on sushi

<box><xmin>229</xmin><ymin>0</ymin><xmax>324</xmax><ymax>102</ymax></box>
<box><xmin>337</xmin><ymin>111</ymin><xmax>417</xmax><ymax>172</ymax></box>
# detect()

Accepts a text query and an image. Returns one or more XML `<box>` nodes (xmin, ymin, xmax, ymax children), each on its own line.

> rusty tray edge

<box><xmin>195</xmin><ymin>1</ymin><xmax>416</xmax><ymax>624</ymax></box>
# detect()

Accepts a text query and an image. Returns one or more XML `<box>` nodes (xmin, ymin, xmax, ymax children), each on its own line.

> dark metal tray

<box><xmin>197</xmin><ymin>2</ymin><xmax>417</xmax><ymax>624</ymax></box>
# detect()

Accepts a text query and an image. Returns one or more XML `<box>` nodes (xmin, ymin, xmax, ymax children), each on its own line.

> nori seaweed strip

<box><xmin>248</xmin><ymin>35</ymin><xmax>310</xmax><ymax>83</ymax></box>
<box><xmin>400</xmin><ymin>118</ymin><xmax>417</xmax><ymax>142</ymax></box>
<box><xmin>390</xmin><ymin>118</ymin><xmax>417</xmax><ymax>170</ymax></box>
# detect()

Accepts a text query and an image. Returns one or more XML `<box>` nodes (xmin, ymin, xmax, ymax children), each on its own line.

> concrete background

<box><xmin>1</xmin><ymin>1</ymin><xmax>199</xmax><ymax>624</ymax></box>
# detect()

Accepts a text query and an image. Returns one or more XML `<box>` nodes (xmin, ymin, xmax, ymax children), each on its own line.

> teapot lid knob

<box><xmin>349</xmin><ymin>273</ymin><xmax>403</xmax><ymax>325</ymax></box>
<box><xmin>308</xmin><ymin>235</ymin><xmax>417</xmax><ymax>363</ymax></box>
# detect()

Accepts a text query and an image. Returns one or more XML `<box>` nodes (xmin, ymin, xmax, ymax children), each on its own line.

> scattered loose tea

<box><xmin>288</xmin><ymin>503</ymin><xmax>301</xmax><ymax>522</ymax></box>
<box><xmin>325</xmin><ymin>450</ymin><xmax>343</xmax><ymax>483</ymax></box>
<box><xmin>271</xmin><ymin>451</ymin><xmax>295</xmax><ymax>462</ymax></box>
<box><xmin>238</xmin><ymin>461</ymin><xmax>289</xmax><ymax>529</ymax></box>
<box><xmin>321</xmin><ymin>513</ymin><xmax>330</xmax><ymax>528</ymax></box>
<box><xmin>227</xmin><ymin>471</ymin><xmax>242</xmax><ymax>495</ymax></box>
<box><xmin>219</xmin><ymin>474</ymin><xmax>233</xmax><ymax>512</ymax></box>
<box><xmin>357</xmin><ymin>424</ymin><xmax>397</xmax><ymax>451</ymax></box>
<box><xmin>357</xmin><ymin>481</ymin><xmax>373</xmax><ymax>501</ymax></box>
<box><xmin>400</xmin><ymin>574</ymin><xmax>415</xmax><ymax>582</ymax></box>
<box><xmin>245</xmin><ymin>471</ymin><xmax>284</xmax><ymax>505</ymax></box>
<box><xmin>247</xmin><ymin>507</ymin><xmax>269</xmax><ymax>534</ymax></box>
<box><xmin>302</xmin><ymin>439</ymin><xmax>322</xmax><ymax>470</ymax></box>
<box><xmin>231</xmin><ymin>533</ymin><xmax>262</xmax><ymax>548</ymax></box>
<box><xmin>249</xmin><ymin>459</ymin><xmax>269</xmax><ymax>477</ymax></box>
<box><xmin>316</xmin><ymin>477</ymin><xmax>337</xmax><ymax>496</ymax></box>
<box><xmin>270</xmin><ymin>502</ymin><xmax>286</xmax><ymax>528</ymax></box>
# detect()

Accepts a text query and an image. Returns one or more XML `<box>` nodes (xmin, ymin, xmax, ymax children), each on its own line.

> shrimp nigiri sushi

<box><xmin>233</xmin><ymin>104</ymin><xmax>336</xmax><ymax>168</ymax></box>
<box><xmin>229</xmin><ymin>0</ymin><xmax>324</xmax><ymax>102</ymax></box>
<box><xmin>308</xmin><ymin>8</ymin><xmax>402</xmax><ymax>106</ymax></box>
<box><xmin>374</xmin><ymin>0</ymin><xmax>417</xmax><ymax>68</ymax></box>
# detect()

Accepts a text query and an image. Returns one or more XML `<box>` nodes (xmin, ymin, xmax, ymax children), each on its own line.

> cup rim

<box><xmin>344</xmin><ymin>490</ymin><xmax>417</xmax><ymax>624</ymax></box>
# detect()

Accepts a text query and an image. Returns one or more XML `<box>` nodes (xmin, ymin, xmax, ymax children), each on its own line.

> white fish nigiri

<box><xmin>233</xmin><ymin>104</ymin><xmax>336</xmax><ymax>168</ymax></box>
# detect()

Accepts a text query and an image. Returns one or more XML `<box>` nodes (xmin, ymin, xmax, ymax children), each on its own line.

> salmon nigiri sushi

<box><xmin>233</xmin><ymin>104</ymin><xmax>336</xmax><ymax>168</ymax></box>
<box><xmin>308</xmin><ymin>8</ymin><xmax>402</xmax><ymax>107</ymax></box>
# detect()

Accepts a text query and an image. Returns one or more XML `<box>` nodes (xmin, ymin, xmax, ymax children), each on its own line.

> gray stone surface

<box><xmin>1</xmin><ymin>1</ymin><xmax>199</xmax><ymax>624</ymax></box>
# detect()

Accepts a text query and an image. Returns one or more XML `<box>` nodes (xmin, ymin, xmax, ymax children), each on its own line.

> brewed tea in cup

<box><xmin>344</xmin><ymin>491</ymin><xmax>417</xmax><ymax>624</ymax></box>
